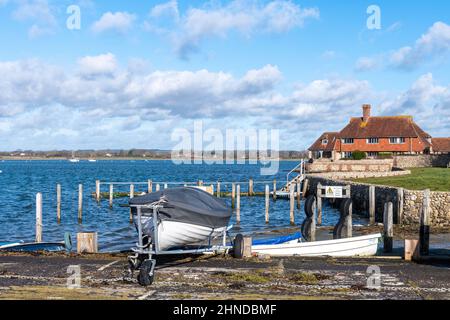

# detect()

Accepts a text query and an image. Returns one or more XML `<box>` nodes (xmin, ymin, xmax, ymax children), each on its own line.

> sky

<box><xmin>0</xmin><ymin>0</ymin><xmax>449</xmax><ymax>151</ymax></box>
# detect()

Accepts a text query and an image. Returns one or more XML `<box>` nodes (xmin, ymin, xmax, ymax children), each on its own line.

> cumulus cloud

<box><xmin>77</xmin><ymin>53</ymin><xmax>118</xmax><ymax>77</ymax></box>
<box><xmin>147</xmin><ymin>0</ymin><xmax>319</xmax><ymax>59</ymax></box>
<box><xmin>92</xmin><ymin>11</ymin><xmax>136</xmax><ymax>34</ymax></box>
<box><xmin>11</xmin><ymin>0</ymin><xmax>57</xmax><ymax>38</ymax></box>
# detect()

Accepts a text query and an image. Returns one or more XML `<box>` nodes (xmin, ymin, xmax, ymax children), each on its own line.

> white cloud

<box><xmin>354</xmin><ymin>57</ymin><xmax>379</xmax><ymax>72</ymax></box>
<box><xmin>77</xmin><ymin>53</ymin><xmax>118</xmax><ymax>77</ymax></box>
<box><xmin>147</xmin><ymin>0</ymin><xmax>319</xmax><ymax>59</ymax></box>
<box><xmin>92</xmin><ymin>11</ymin><xmax>136</xmax><ymax>34</ymax></box>
<box><xmin>12</xmin><ymin>0</ymin><xmax>57</xmax><ymax>38</ymax></box>
<box><xmin>150</xmin><ymin>0</ymin><xmax>179</xmax><ymax>20</ymax></box>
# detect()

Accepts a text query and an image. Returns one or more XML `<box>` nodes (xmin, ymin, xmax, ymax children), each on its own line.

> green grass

<box><xmin>352</xmin><ymin>168</ymin><xmax>450</xmax><ymax>191</ymax></box>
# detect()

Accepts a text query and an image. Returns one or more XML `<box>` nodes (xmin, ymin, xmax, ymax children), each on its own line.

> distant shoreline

<box><xmin>0</xmin><ymin>157</ymin><xmax>302</xmax><ymax>162</ymax></box>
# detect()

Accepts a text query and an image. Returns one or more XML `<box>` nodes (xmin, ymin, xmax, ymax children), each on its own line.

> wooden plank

<box><xmin>369</xmin><ymin>185</ymin><xmax>375</xmax><ymax>225</ymax></box>
<box><xmin>383</xmin><ymin>202</ymin><xmax>394</xmax><ymax>253</ymax></box>
<box><xmin>397</xmin><ymin>188</ymin><xmax>404</xmax><ymax>225</ymax></box>
<box><xmin>36</xmin><ymin>193</ymin><xmax>42</xmax><ymax>243</ymax></box>
<box><xmin>56</xmin><ymin>184</ymin><xmax>61</xmax><ymax>224</ymax></box>
<box><xmin>236</xmin><ymin>185</ymin><xmax>241</xmax><ymax>224</ymax></box>
<box><xmin>265</xmin><ymin>184</ymin><xmax>269</xmax><ymax>224</ymax></box>
<box><xmin>78</xmin><ymin>184</ymin><xmax>83</xmax><ymax>224</ymax></box>
<box><xmin>77</xmin><ymin>232</ymin><xmax>98</xmax><ymax>254</ymax></box>
<box><xmin>420</xmin><ymin>189</ymin><xmax>431</xmax><ymax>256</ymax></box>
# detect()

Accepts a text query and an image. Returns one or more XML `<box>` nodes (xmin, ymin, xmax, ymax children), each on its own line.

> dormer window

<box><xmin>321</xmin><ymin>139</ymin><xmax>328</xmax><ymax>145</ymax></box>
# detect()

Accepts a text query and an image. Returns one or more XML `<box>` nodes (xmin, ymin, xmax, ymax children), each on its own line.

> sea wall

<box><xmin>306</xmin><ymin>159</ymin><xmax>393</xmax><ymax>173</ymax></box>
<box><xmin>306</xmin><ymin>175</ymin><xmax>450</xmax><ymax>227</ymax></box>
<box><xmin>394</xmin><ymin>154</ymin><xmax>450</xmax><ymax>168</ymax></box>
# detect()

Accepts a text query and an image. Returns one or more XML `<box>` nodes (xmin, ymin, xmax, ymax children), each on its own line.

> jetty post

<box><xmin>296</xmin><ymin>181</ymin><xmax>301</xmax><ymax>209</ymax></box>
<box><xmin>345</xmin><ymin>186</ymin><xmax>352</xmax><ymax>238</ymax></box>
<box><xmin>164</xmin><ymin>183</ymin><xmax>168</xmax><ymax>189</ymax></box>
<box><xmin>156</xmin><ymin>184</ymin><xmax>160</xmax><ymax>192</ymax></box>
<box><xmin>231</xmin><ymin>183</ymin><xmax>236</xmax><ymax>208</ymax></box>
<box><xmin>109</xmin><ymin>184</ymin><xmax>113</xmax><ymax>208</ymax></box>
<box><xmin>248</xmin><ymin>179</ymin><xmax>254</xmax><ymax>196</ymax></box>
<box><xmin>302</xmin><ymin>178</ymin><xmax>309</xmax><ymax>198</ymax></box>
<box><xmin>77</xmin><ymin>232</ymin><xmax>98</xmax><ymax>254</ymax></box>
<box><xmin>397</xmin><ymin>188</ymin><xmax>404</xmax><ymax>225</ymax></box>
<box><xmin>78</xmin><ymin>184</ymin><xmax>83</xmax><ymax>223</ymax></box>
<box><xmin>217</xmin><ymin>182</ymin><xmax>221</xmax><ymax>198</ymax></box>
<box><xmin>316</xmin><ymin>183</ymin><xmax>323</xmax><ymax>226</ymax></box>
<box><xmin>36</xmin><ymin>193</ymin><xmax>43</xmax><ymax>243</ymax></box>
<box><xmin>289</xmin><ymin>184</ymin><xmax>295</xmax><ymax>225</ymax></box>
<box><xmin>129</xmin><ymin>184</ymin><xmax>135</xmax><ymax>223</ymax></box>
<box><xmin>420</xmin><ymin>189</ymin><xmax>431</xmax><ymax>256</ymax></box>
<box><xmin>272</xmin><ymin>179</ymin><xmax>277</xmax><ymax>201</ymax></box>
<box><xmin>148</xmin><ymin>180</ymin><xmax>153</xmax><ymax>193</ymax></box>
<box><xmin>236</xmin><ymin>185</ymin><xmax>241</xmax><ymax>224</ymax></box>
<box><xmin>265</xmin><ymin>184</ymin><xmax>269</xmax><ymax>224</ymax></box>
<box><xmin>56</xmin><ymin>184</ymin><xmax>61</xmax><ymax>223</ymax></box>
<box><xmin>369</xmin><ymin>186</ymin><xmax>375</xmax><ymax>225</ymax></box>
<box><xmin>383</xmin><ymin>202</ymin><xmax>394</xmax><ymax>253</ymax></box>
<box><xmin>95</xmin><ymin>180</ymin><xmax>100</xmax><ymax>202</ymax></box>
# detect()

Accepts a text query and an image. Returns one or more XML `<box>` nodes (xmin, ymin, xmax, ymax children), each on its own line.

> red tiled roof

<box><xmin>432</xmin><ymin>138</ymin><xmax>450</xmax><ymax>153</ymax></box>
<box><xmin>309</xmin><ymin>132</ymin><xmax>339</xmax><ymax>152</ymax></box>
<box><xmin>339</xmin><ymin>116</ymin><xmax>432</xmax><ymax>139</ymax></box>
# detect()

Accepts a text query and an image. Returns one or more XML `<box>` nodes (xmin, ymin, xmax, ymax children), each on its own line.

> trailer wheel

<box><xmin>304</xmin><ymin>195</ymin><xmax>316</xmax><ymax>218</ymax></box>
<box><xmin>137</xmin><ymin>260</ymin><xmax>155</xmax><ymax>287</ymax></box>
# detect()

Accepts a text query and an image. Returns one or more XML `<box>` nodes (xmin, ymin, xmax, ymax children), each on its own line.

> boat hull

<box><xmin>251</xmin><ymin>233</ymin><xmax>381</xmax><ymax>257</ymax></box>
<box><xmin>141</xmin><ymin>217</ymin><xmax>227</xmax><ymax>251</ymax></box>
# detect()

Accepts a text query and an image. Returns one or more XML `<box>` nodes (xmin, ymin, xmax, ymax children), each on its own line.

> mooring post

<box><xmin>129</xmin><ymin>184</ymin><xmax>134</xmax><ymax>223</ymax></box>
<box><xmin>217</xmin><ymin>182</ymin><xmax>221</xmax><ymax>198</ymax></box>
<box><xmin>236</xmin><ymin>185</ymin><xmax>241</xmax><ymax>224</ymax></box>
<box><xmin>249</xmin><ymin>179</ymin><xmax>254</xmax><ymax>196</ymax></box>
<box><xmin>317</xmin><ymin>183</ymin><xmax>322</xmax><ymax>226</ymax></box>
<box><xmin>302</xmin><ymin>178</ymin><xmax>309</xmax><ymax>198</ymax></box>
<box><xmin>265</xmin><ymin>184</ymin><xmax>269</xmax><ymax>224</ymax></box>
<box><xmin>95</xmin><ymin>180</ymin><xmax>100</xmax><ymax>202</ymax></box>
<box><xmin>231</xmin><ymin>183</ymin><xmax>236</xmax><ymax>209</ymax></box>
<box><xmin>56</xmin><ymin>184</ymin><xmax>61</xmax><ymax>224</ymax></box>
<box><xmin>311</xmin><ymin>197</ymin><xmax>316</xmax><ymax>242</ymax></box>
<box><xmin>198</xmin><ymin>180</ymin><xmax>203</xmax><ymax>186</ymax></box>
<box><xmin>420</xmin><ymin>189</ymin><xmax>431</xmax><ymax>256</ymax></box>
<box><xmin>346</xmin><ymin>197</ymin><xmax>353</xmax><ymax>238</ymax></box>
<box><xmin>77</xmin><ymin>232</ymin><xmax>98</xmax><ymax>254</ymax></box>
<box><xmin>289</xmin><ymin>184</ymin><xmax>295</xmax><ymax>225</ymax></box>
<box><xmin>36</xmin><ymin>193</ymin><xmax>42</xmax><ymax>243</ymax></box>
<box><xmin>272</xmin><ymin>179</ymin><xmax>277</xmax><ymax>201</ymax></box>
<box><xmin>109</xmin><ymin>184</ymin><xmax>113</xmax><ymax>208</ymax></box>
<box><xmin>397</xmin><ymin>188</ymin><xmax>404</xmax><ymax>225</ymax></box>
<box><xmin>78</xmin><ymin>184</ymin><xmax>83</xmax><ymax>223</ymax></box>
<box><xmin>156</xmin><ymin>184</ymin><xmax>160</xmax><ymax>192</ymax></box>
<box><xmin>383</xmin><ymin>202</ymin><xmax>394</xmax><ymax>253</ymax></box>
<box><xmin>148</xmin><ymin>180</ymin><xmax>153</xmax><ymax>193</ymax></box>
<box><xmin>296</xmin><ymin>181</ymin><xmax>301</xmax><ymax>210</ymax></box>
<box><xmin>369</xmin><ymin>185</ymin><xmax>375</xmax><ymax>225</ymax></box>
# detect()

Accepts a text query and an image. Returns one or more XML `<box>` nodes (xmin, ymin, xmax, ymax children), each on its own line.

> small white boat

<box><xmin>251</xmin><ymin>233</ymin><xmax>381</xmax><ymax>257</ymax></box>
<box><xmin>68</xmin><ymin>159</ymin><xmax>80</xmax><ymax>163</ymax></box>
<box><xmin>88</xmin><ymin>159</ymin><xmax>97</xmax><ymax>162</ymax></box>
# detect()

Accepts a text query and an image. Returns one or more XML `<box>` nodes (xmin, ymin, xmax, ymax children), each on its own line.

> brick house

<box><xmin>309</xmin><ymin>104</ymin><xmax>449</xmax><ymax>160</ymax></box>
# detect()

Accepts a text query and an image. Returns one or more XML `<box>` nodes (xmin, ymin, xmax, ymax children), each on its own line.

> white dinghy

<box><xmin>251</xmin><ymin>233</ymin><xmax>381</xmax><ymax>257</ymax></box>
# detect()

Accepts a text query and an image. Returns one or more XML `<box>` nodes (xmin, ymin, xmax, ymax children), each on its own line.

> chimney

<box><xmin>362</xmin><ymin>104</ymin><xmax>371</xmax><ymax>122</ymax></box>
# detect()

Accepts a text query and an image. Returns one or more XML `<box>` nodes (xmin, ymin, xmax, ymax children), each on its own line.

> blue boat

<box><xmin>0</xmin><ymin>242</ymin><xmax>67</xmax><ymax>252</ymax></box>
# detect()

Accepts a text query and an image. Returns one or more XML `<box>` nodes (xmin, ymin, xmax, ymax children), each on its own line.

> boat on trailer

<box><xmin>0</xmin><ymin>241</ymin><xmax>67</xmax><ymax>252</ymax></box>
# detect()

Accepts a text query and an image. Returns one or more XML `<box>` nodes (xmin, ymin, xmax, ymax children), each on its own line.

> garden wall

<box><xmin>394</xmin><ymin>154</ymin><xmax>450</xmax><ymax>168</ymax></box>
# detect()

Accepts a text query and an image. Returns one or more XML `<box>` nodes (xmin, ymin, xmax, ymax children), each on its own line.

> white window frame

<box><xmin>389</xmin><ymin>137</ymin><xmax>406</xmax><ymax>144</ymax></box>
<box><xmin>367</xmin><ymin>138</ymin><xmax>379</xmax><ymax>144</ymax></box>
<box><xmin>342</xmin><ymin>138</ymin><xmax>354</xmax><ymax>144</ymax></box>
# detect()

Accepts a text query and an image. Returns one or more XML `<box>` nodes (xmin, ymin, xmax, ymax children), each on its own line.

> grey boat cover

<box><xmin>129</xmin><ymin>187</ymin><xmax>232</xmax><ymax>229</ymax></box>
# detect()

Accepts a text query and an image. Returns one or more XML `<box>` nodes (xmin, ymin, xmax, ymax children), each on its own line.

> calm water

<box><xmin>0</xmin><ymin>160</ymin><xmax>368</xmax><ymax>252</ymax></box>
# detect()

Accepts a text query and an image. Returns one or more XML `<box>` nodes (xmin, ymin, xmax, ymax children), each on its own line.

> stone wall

<box><xmin>306</xmin><ymin>176</ymin><xmax>450</xmax><ymax>227</ymax></box>
<box><xmin>308</xmin><ymin>170</ymin><xmax>410</xmax><ymax>180</ymax></box>
<box><xmin>306</xmin><ymin>159</ymin><xmax>394</xmax><ymax>173</ymax></box>
<box><xmin>394</xmin><ymin>154</ymin><xmax>450</xmax><ymax>168</ymax></box>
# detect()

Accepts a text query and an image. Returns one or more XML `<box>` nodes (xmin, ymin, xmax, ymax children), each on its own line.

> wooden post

<box><xmin>383</xmin><ymin>202</ymin><xmax>394</xmax><ymax>253</ymax></box>
<box><xmin>311</xmin><ymin>198</ymin><xmax>316</xmax><ymax>242</ymax></box>
<box><xmin>148</xmin><ymin>180</ymin><xmax>153</xmax><ymax>193</ymax></box>
<box><xmin>95</xmin><ymin>180</ymin><xmax>100</xmax><ymax>202</ymax></box>
<box><xmin>317</xmin><ymin>183</ymin><xmax>323</xmax><ymax>226</ymax></box>
<box><xmin>109</xmin><ymin>184</ymin><xmax>113</xmax><ymax>208</ymax></box>
<box><xmin>289</xmin><ymin>184</ymin><xmax>295</xmax><ymax>225</ymax></box>
<box><xmin>265</xmin><ymin>185</ymin><xmax>269</xmax><ymax>224</ymax></box>
<box><xmin>302</xmin><ymin>178</ymin><xmax>309</xmax><ymax>198</ymax></box>
<box><xmin>77</xmin><ymin>232</ymin><xmax>98</xmax><ymax>254</ymax></box>
<box><xmin>78</xmin><ymin>184</ymin><xmax>83</xmax><ymax>223</ymax></box>
<box><xmin>198</xmin><ymin>180</ymin><xmax>203</xmax><ymax>186</ymax></box>
<box><xmin>397</xmin><ymin>188</ymin><xmax>404</xmax><ymax>225</ymax></box>
<box><xmin>156</xmin><ymin>184</ymin><xmax>160</xmax><ymax>192</ymax></box>
<box><xmin>129</xmin><ymin>184</ymin><xmax>134</xmax><ymax>223</ymax></box>
<box><xmin>233</xmin><ymin>234</ymin><xmax>252</xmax><ymax>259</ymax></box>
<box><xmin>248</xmin><ymin>179</ymin><xmax>254</xmax><ymax>196</ymax></box>
<box><xmin>231</xmin><ymin>183</ymin><xmax>236</xmax><ymax>209</ymax></box>
<box><xmin>296</xmin><ymin>181</ymin><xmax>301</xmax><ymax>210</ymax></box>
<box><xmin>272</xmin><ymin>179</ymin><xmax>277</xmax><ymax>201</ymax></box>
<box><xmin>56</xmin><ymin>184</ymin><xmax>61</xmax><ymax>223</ymax></box>
<box><xmin>346</xmin><ymin>199</ymin><xmax>353</xmax><ymax>238</ymax></box>
<box><xmin>217</xmin><ymin>182</ymin><xmax>221</xmax><ymax>198</ymax></box>
<box><xmin>405</xmin><ymin>239</ymin><xmax>420</xmax><ymax>261</ymax></box>
<box><xmin>420</xmin><ymin>189</ymin><xmax>431</xmax><ymax>256</ymax></box>
<box><xmin>369</xmin><ymin>185</ymin><xmax>375</xmax><ymax>225</ymax></box>
<box><xmin>236</xmin><ymin>185</ymin><xmax>241</xmax><ymax>224</ymax></box>
<box><xmin>36</xmin><ymin>193</ymin><xmax>42</xmax><ymax>243</ymax></box>
<box><xmin>164</xmin><ymin>183</ymin><xmax>168</xmax><ymax>189</ymax></box>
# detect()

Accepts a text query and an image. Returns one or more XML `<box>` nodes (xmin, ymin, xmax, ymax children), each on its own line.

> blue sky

<box><xmin>0</xmin><ymin>0</ymin><xmax>449</xmax><ymax>151</ymax></box>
